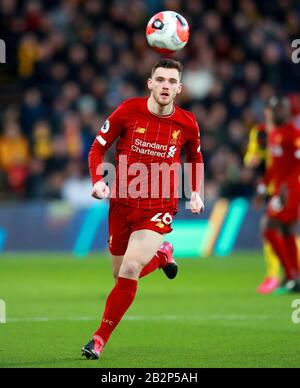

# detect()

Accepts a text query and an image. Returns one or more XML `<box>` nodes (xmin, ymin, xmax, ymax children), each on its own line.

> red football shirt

<box><xmin>89</xmin><ymin>97</ymin><xmax>203</xmax><ymax>210</ymax></box>
<box><xmin>264</xmin><ymin>123</ymin><xmax>300</xmax><ymax>194</ymax></box>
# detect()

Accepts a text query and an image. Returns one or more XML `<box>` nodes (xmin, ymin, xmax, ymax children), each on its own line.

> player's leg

<box><xmin>280</xmin><ymin>222</ymin><xmax>300</xmax><ymax>290</ymax></box>
<box><xmin>256</xmin><ymin>241</ymin><xmax>281</xmax><ymax>294</ymax></box>
<box><xmin>84</xmin><ymin>230</ymin><xmax>164</xmax><ymax>359</ymax></box>
<box><xmin>279</xmin><ymin>191</ymin><xmax>300</xmax><ymax>281</ymax></box>
<box><xmin>139</xmin><ymin>241</ymin><xmax>177</xmax><ymax>279</ymax></box>
<box><xmin>107</xmin><ymin>201</ymin><xmax>130</xmax><ymax>282</ymax></box>
<box><xmin>261</xmin><ymin>217</ymin><xmax>285</xmax><ymax>274</ymax></box>
<box><xmin>81</xmin><ymin>201</ymin><xmax>129</xmax><ymax>360</ymax></box>
<box><xmin>263</xmin><ymin>243</ymin><xmax>281</xmax><ymax>280</ymax></box>
<box><xmin>82</xmin><ymin>203</ymin><xmax>178</xmax><ymax>359</ymax></box>
<box><xmin>111</xmin><ymin>255</ymin><xmax>124</xmax><ymax>282</ymax></box>
<box><xmin>119</xmin><ymin>229</ymin><xmax>165</xmax><ymax>279</ymax></box>
<box><xmin>134</xmin><ymin>210</ymin><xmax>178</xmax><ymax>279</ymax></box>
<box><xmin>261</xmin><ymin>215</ymin><xmax>292</xmax><ymax>281</ymax></box>
<box><xmin>111</xmin><ymin>243</ymin><xmax>177</xmax><ymax>281</ymax></box>
<box><xmin>264</xmin><ymin>192</ymin><xmax>300</xmax><ymax>292</ymax></box>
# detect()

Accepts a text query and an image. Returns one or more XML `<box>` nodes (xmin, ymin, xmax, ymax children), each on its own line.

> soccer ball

<box><xmin>146</xmin><ymin>11</ymin><xmax>190</xmax><ymax>54</ymax></box>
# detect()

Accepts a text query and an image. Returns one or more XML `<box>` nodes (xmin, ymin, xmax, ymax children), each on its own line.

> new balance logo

<box><xmin>0</xmin><ymin>39</ymin><xmax>6</xmax><ymax>63</ymax></box>
<box><xmin>135</xmin><ymin>127</ymin><xmax>147</xmax><ymax>134</ymax></box>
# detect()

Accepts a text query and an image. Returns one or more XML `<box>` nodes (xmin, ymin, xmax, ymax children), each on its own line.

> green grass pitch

<box><xmin>0</xmin><ymin>252</ymin><xmax>300</xmax><ymax>368</ymax></box>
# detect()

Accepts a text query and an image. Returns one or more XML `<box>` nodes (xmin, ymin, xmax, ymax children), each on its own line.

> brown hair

<box><xmin>151</xmin><ymin>59</ymin><xmax>183</xmax><ymax>78</ymax></box>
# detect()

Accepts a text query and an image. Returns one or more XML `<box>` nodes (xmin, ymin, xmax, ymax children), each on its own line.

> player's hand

<box><xmin>268</xmin><ymin>186</ymin><xmax>288</xmax><ymax>213</ymax></box>
<box><xmin>269</xmin><ymin>195</ymin><xmax>284</xmax><ymax>212</ymax></box>
<box><xmin>190</xmin><ymin>192</ymin><xmax>205</xmax><ymax>214</ymax></box>
<box><xmin>92</xmin><ymin>181</ymin><xmax>110</xmax><ymax>200</ymax></box>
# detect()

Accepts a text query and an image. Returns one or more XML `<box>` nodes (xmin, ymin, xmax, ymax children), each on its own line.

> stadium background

<box><xmin>0</xmin><ymin>0</ymin><xmax>300</xmax><ymax>369</ymax></box>
<box><xmin>0</xmin><ymin>0</ymin><xmax>299</xmax><ymax>255</ymax></box>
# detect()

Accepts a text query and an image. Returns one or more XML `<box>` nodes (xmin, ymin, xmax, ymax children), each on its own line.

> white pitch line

<box><xmin>5</xmin><ymin>314</ymin><xmax>285</xmax><ymax>323</ymax></box>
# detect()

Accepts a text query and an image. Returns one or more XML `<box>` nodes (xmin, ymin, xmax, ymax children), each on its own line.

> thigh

<box><xmin>108</xmin><ymin>201</ymin><xmax>131</xmax><ymax>256</ymax></box>
<box><xmin>124</xmin><ymin>229</ymin><xmax>164</xmax><ymax>266</ymax></box>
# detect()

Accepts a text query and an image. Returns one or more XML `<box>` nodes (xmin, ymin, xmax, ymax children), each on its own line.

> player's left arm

<box><xmin>184</xmin><ymin>116</ymin><xmax>205</xmax><ymax>214</ymax></box>
<box><xmin>276</xmin><ymin>130</ymin><xmax>300</xmax><ymax>206</ymax></box>
<box><xmin>280</xmin><ymin>130</ymin><xmax>300</xmax><ymax>191</ymax></box>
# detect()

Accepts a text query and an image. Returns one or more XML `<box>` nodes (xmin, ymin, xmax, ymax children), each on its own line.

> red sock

<box><xmin>94</xmin><ymin>277</ymin><xmax>137</xmax><ymax>344</ymax></box>
<box><xmin>285</xmin><ymin>235</ymin><xmax>300</xmax><ymax>279</ymax></box>
<box><xmin>264</xmin><ymin>229</ymin><xmax>294</xmax><ymax>280</ymax></box>
<box><xmin>139</xmin><ymin>253</ymin><xmax>162</xmax><ymax>278</ymax></box>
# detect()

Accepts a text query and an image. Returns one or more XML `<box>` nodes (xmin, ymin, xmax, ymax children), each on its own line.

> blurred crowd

<box><xmin>0</xmin><ymin>0</ymin><xmax>300</xmax><ymax>205</ymax></box>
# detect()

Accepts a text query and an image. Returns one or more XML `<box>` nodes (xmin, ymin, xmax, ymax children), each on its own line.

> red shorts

<box><xmin>108</xmin><ymin>200</ymin><xmax>175</xmax><ymax>256</ymax></box>
<box><xmin>267</xmin><ymin>190</ymin><xmax>300</xmax><ymax>223</ymax></box>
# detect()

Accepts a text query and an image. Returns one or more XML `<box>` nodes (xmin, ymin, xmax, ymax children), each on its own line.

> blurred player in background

<box><xmin>81</xmin><ymin>59</ymin><xmax>204</xmax><ymax>360</ymax></box>
<box><xmin>258</xmin><ymin>96</ymin><xmax>300</xmax><ymax>294</ymax></box>
<box><xmin>244</xmin><ymin>123</ymin><xmax>281</xmax><ymax>294</ymax></box>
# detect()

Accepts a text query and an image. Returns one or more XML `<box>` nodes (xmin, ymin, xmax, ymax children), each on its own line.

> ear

<box><xmin>177</xmin><ymin>83</ymin><xmax>183</xmax><ymax>95</ymax></box>
<box><xmin>147</xmin><ymin>78</ymin><xmax>153</xmax><ymax>91</ymax></box>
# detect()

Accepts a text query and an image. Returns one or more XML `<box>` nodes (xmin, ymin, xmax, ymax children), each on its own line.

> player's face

<box><xmin>265</xmin><ymin>97</ymin><xmax>291</xmax><ymax>127</ymax></box>
<box><xmin>148</xmin><ymin>68</ymin><xmax>182</xmax><ymax>106</ymax></box>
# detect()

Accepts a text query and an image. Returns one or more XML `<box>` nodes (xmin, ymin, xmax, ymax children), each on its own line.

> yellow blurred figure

<box><xmin>244</xmin><ymin>124</ymin><xmax>267</xmax><ymax>168</ymax></box>
<box><xmin>32</xmin><ymin>121</ymin><xmax>53</xmax><ymax>160</ymax></box>
<box><xmin>0</xmin><ymin>122</ymin><xmax>31</xmax><ymax>196</ymax></box>
<box><xmin>0</xmin><ymin>122</ymin><xmax>30</xmax><ymax>171</ymax></box>
<box><xmin>18</xmin><ymin>35</ymin><xmax>39</xmax><ymax>78</ymax></box>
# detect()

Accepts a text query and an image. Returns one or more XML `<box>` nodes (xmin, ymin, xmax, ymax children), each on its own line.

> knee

<box><xmin>119</xmin><ymin>260</ymin><xmax>142</xmax><ymax>279</ymax></box>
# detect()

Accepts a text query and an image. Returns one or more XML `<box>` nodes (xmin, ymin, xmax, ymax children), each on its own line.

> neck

<box><xmin>147</xmin><ymin>95</ymin><xmax>174</xmax><ymax>116</ymax></box>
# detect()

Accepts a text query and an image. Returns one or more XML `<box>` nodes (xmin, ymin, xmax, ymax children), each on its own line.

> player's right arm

<box><xmin>88</xmin><ymin>102</ymin><xmax>126</xmax><ymax>199</ymax></box>
<box><xmin>277</xmin><ymin>128</ymin><xmax>300</xmax><ymax>198</ymax></box>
